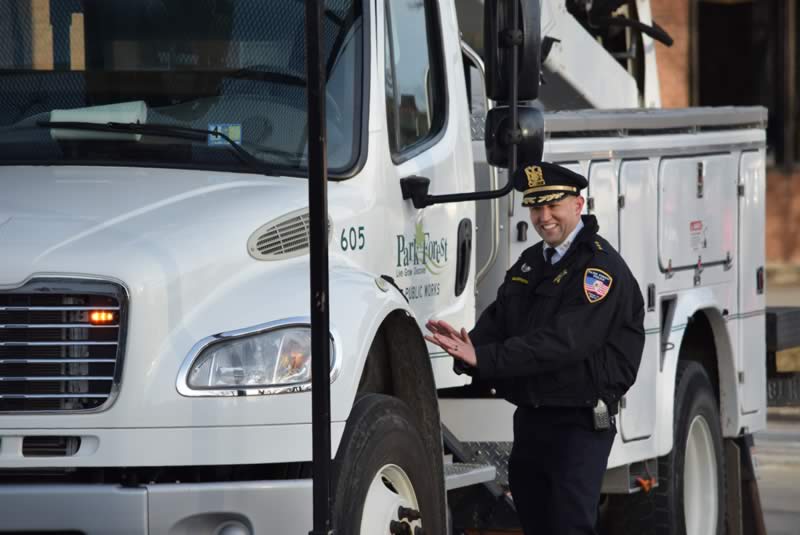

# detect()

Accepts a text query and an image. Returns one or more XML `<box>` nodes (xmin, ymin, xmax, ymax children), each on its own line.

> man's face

<box><xmin>529</xmin><ymin>195</ymin><xmax>585</xmax><ymax>247</ymax></box>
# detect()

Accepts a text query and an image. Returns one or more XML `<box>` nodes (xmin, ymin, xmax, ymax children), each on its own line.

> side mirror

<box><xmin>484</xmin><ymin>0</ymin><xmax>541</xmax><ymax>101</ymax></box>
<box><xmin>485</xmin><ymin>106</ymin><xmax>544</xmax><ymax>168</ymax></box>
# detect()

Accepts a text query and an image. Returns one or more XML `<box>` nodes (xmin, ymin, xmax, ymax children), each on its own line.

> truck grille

<box><xmin>0</xmin><ymin>279</ymin><xmax>127</xmax><ymax>412</ymax></box>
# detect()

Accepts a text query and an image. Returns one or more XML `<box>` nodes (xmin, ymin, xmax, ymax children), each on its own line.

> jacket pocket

<box><xmin>536</xmin><ymin>360</ymin><xmax>593</xmax><ymax>400</ymax></box>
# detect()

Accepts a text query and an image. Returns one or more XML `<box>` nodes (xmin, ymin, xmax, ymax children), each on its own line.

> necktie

<box><xmin>545</xmin><ymin>247</ymin><xmax>556</xmax><ymax>265</ymax></box>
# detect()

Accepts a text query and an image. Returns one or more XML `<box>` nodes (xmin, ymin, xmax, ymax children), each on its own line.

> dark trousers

<box><xmin>508</xmin><ymin>406</ymin><xmax>616</xmax><ymax>535</ymax></box>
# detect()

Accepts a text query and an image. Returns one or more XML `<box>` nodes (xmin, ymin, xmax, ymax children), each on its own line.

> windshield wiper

<box><xmin>37</xmin><ymin>121</ymin><xmax>297</xmax><ymax>175</ymax></box>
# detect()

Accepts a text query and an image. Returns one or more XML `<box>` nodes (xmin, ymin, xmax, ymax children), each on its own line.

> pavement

<box><xmin>760</xmin><ymin>283</ymin><xmax>800</xmax><ymax>535</ymax></box>
<box><xmin>756</xmin><ymin>408</ymin><xmax>800</xmax><ymax>535</ymax></box>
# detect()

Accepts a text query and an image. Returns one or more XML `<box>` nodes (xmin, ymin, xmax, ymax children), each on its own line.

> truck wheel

<box><xmin>333</xmin><ymin>393</ymin><xmax>445</xmax><ymax>535</ymax></box>
<box><xmin>603</xmin><ymin>361</ymin><xmax>725</xmax><ymax>535</ymax></box>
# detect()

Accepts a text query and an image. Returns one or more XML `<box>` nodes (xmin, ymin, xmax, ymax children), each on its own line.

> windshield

<box><xmin>0</xmin><ymin>0</ymin><xmax>364</xmax><ymax>176</ymax></box>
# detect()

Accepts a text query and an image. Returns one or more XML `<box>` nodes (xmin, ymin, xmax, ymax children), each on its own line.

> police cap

<box><xmin>512</xmin><ymin>162</ymin><xmax>588</xmax><ymax>207</ymax></box>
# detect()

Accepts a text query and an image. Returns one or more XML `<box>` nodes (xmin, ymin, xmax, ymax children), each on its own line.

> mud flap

<box><xmin>725</xmin><ymin>435</ymin><xmax>767</xmax><ymax>535</ymax></box>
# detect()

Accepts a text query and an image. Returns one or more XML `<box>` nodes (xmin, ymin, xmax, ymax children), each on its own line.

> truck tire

<box><xmin>332</xmin><ymin>393</ymin><xmax>445</xmax><ymax>535</ymax></box>
<box><xmin>603</xmin><ymin>361</ymin><xmax>726</xmax><ymax>535</ymax></box>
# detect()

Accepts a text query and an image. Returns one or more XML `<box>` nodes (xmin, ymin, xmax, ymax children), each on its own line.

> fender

<box><xmin>326</xmin><ymin>265</ymin><xmax>428</xmax><ymax>424</ymax></box>
<box><xmin>656</xmin><ymin>287</ymin><xmax>739</xmax><ymax>456</ymax></box>
<box><xmin>327</xmin><ymin>264</ymin><xmax>447</xmax><ymax>522</ymax></box>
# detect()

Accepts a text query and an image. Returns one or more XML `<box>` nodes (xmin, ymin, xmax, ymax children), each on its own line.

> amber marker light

<box><xmin>89</xmin><ymin>311</ymin><xmax>116</xmax><ymax>325</ymax></box>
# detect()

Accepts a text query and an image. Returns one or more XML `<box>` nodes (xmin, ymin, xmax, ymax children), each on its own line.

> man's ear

<box><xmin>574</xmin><ymin>195</ymin><xmax>585</xmax><ymax>214</ymax></box>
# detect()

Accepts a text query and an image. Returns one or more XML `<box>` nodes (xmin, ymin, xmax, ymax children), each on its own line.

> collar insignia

<box><xmin>553</xmin><ymin>269</ymin><xmax>568</xmax><ymax>284</ymax></box>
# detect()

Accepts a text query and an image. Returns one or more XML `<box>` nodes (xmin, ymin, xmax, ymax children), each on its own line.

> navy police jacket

<box><xmin>470</xmin><ymin>215</ymin><xmax>645</xmax><ymax>413</ymax></box>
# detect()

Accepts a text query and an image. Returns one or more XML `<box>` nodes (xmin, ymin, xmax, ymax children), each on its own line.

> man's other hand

<box><xmin>425</xmin><ymin>320</ymin><xmax>477</xmax><ymax>368</ymax></box>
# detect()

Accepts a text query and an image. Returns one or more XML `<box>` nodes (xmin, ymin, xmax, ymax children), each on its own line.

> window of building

<box><xmin>693</xmin><ymin>0</ymin><xmax>798</xmax><ymax>166</ymax></box>
<box><xmin>384</xmin><ymin>0</ymin><xmax>446</xmax><ymax>157</ymax></box>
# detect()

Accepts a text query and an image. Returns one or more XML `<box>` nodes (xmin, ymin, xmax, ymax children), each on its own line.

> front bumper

<box><xmin>0</xmin><ymin>479</ymin><xmax>312</xmax><ymax>534</ymax></box>
<box><xmin>0</xmin><ymin>423</ymin><xmax>346</xmax><ymax>467</ymax></box>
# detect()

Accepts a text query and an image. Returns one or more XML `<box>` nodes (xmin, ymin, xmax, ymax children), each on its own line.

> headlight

<box><xmin>178</xmin><ymin>320</ymin><xmax>337</xmax><ymax>396</ymax></box>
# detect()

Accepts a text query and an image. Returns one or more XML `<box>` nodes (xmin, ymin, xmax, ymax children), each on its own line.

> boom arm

<box><xmin>455</xmin><ymin>0</ymin><xmax>668</xmax><ymax>109</ymax></box>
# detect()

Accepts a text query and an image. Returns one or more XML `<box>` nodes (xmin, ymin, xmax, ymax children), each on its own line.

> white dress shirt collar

<box><xmin>543</xmin><ymin>219</ymin><xmax>584</xmax><ymax>265</ymax></box>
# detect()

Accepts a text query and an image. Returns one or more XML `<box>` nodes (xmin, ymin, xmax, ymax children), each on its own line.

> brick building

<box><xmin>651</xmin><ymin>0</ymin><xmax>799</xmax><ymax>271</ymax></box>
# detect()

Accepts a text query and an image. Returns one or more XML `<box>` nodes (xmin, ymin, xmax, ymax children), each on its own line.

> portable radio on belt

<box><xmin>592</xmin><ymin>399</ymin><xmax>611</xmax><ymax>430</ymax></box>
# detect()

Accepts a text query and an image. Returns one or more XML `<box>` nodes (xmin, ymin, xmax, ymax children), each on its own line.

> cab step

<box><xmin>444</xmin><ymin>462</ymin><xmax>496</xmax><ymax>491</ymax></box>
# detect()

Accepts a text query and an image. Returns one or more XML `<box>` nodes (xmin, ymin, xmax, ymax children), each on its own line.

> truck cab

<box><xmin>0</xmin><ymin>1</ymin><xmax>767</xmax><ymax>534</ymax></box>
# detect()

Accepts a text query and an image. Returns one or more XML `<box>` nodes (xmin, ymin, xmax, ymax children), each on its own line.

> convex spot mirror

<box><xmin>484</xmin><ymin>0</ymin><xmax>542</xmax><ymax>101</ymax></box>
<box><xmin>485</xmin><ymin>105</ymin><xmax>544</xmax><ymax>168</ymax></box>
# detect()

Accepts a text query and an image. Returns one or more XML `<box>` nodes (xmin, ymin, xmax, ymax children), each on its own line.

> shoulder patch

<box><xmin>583</xmin><ymin>268</ymin><xmax>613</xmax><ymax>303</ymax></box>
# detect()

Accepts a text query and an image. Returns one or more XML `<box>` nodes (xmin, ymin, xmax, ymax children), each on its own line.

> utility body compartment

<box><xmin>658</xmin><ymin>154</ymin><xmax>737</xmax><ymax>273</ymax></box>
<box><xmin>470</xmin><ymin>106</ymin><xmax>767</xmax><ymax>451</ymax></box>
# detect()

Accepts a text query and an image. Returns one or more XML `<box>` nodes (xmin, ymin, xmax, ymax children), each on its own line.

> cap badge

<box><xmin>524</xmin><ymin>165</ymin><xmax>545</xmax><ymax>188</ymax></box>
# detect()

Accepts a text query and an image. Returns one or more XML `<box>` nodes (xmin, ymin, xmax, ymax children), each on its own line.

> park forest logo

<box><xmin>395</xmin><ymin>221</ymin><xmax>448</xmax><ymax>277</ymax></box>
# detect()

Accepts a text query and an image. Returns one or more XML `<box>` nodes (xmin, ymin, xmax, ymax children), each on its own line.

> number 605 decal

<box><xmin>340</xmin><ymin>226</ymin><xmax>365</xmax><ymax>251</ymax></box>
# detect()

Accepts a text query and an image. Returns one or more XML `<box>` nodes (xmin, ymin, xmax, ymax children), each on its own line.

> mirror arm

<box><xmin>413</xmin><ymin>177</ymin><xmax>514</xmax><ymax>209</ymax></box>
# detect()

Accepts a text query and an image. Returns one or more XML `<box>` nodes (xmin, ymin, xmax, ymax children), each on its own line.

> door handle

<box><xmin>455</xmin><ymin>218</ymin><xmax>473</xmax><ymax>297</ymax></box>
<box><xmin>517</xmin><ymin>221</ymin><xmax>529</xmax><ymax>242</ymax></box>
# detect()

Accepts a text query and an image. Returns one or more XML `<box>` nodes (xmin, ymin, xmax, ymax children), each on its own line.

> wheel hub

<box><xmin>360</xmin><ymin>464</ymin><xmax>423</xmax><ymax>535</ymax></box>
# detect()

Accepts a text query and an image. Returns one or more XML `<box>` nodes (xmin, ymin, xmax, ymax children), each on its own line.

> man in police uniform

<box><xmin>426</xmin><ymin>162</ymin><xmax>645</xmax><ymax>534</ymax></box>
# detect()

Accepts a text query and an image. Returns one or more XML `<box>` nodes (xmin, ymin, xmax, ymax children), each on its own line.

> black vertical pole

<box><xmin>509</xmin><ymin>0</ymin><xmax>520</xmax><ymax>174</ymax></box>
<box><xmin>304</xmin><ymin>1</ymin><xmax>334</xmax><ymax>534</ymax></box>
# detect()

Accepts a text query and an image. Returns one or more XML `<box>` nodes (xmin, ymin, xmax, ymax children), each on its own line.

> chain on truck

<box><xmin>0</xmin><ymin>0</ymin><xmax>786</xmax><ymax>534</ymax></box>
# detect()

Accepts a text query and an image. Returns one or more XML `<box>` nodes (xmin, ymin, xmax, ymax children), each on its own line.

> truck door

<box><xmin>618</xmin><ymin>159</ymin><xmax>658</xmax><ymax>441</ymax></box>
<box><xmin>587</xmin><ymin>161</ymin><xmax>619</xmax><ymax>249</ymax></box>
<box><xmin>738</xmin><ymin>150</ymin><xmax>767</xmax><ymax>414</ymax></box>
<box><xmin>381</xmin><ymin>0</ymin><xmax>475</xmax><ymax>388</ymax></box>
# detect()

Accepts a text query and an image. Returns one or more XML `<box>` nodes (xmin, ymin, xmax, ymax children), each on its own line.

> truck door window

<box><xmin>384</xmin><ymin>0</ymin><xmax>446</xmax><ymax>157</ymax></box>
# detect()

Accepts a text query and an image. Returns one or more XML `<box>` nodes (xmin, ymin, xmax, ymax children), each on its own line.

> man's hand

<box><xmin>425</xmin><ymin>319</ymin><xmax>477</xmax><ymax>368</ymax></box>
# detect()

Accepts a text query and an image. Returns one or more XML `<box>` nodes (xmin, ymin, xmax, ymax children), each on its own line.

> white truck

<box><xmin>0</xmin><ymin>1</ymin><xmax>767</xmax><ymax>534</ymax></box>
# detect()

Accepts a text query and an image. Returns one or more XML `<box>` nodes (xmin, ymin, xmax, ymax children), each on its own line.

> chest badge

<box><xmin>520</xmin><ymin>263</ymin><xmax>532</xmax><ymax>273</ymax></box>
<box><xmin>584</xmin><ymin>268</ymin><xmax>613</xmax><ymax>303</ymax></box>
<box><xmin>553</xmin><ymin>269</ymin><xmax>568</xmax><ymax>284</ymax></box>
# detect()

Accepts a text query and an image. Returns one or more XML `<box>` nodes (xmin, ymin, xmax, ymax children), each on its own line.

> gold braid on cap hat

<box><xmin>523</xmin><ymin>185</ymin><xmax>578</xmax><ymax>194</ymax></box>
